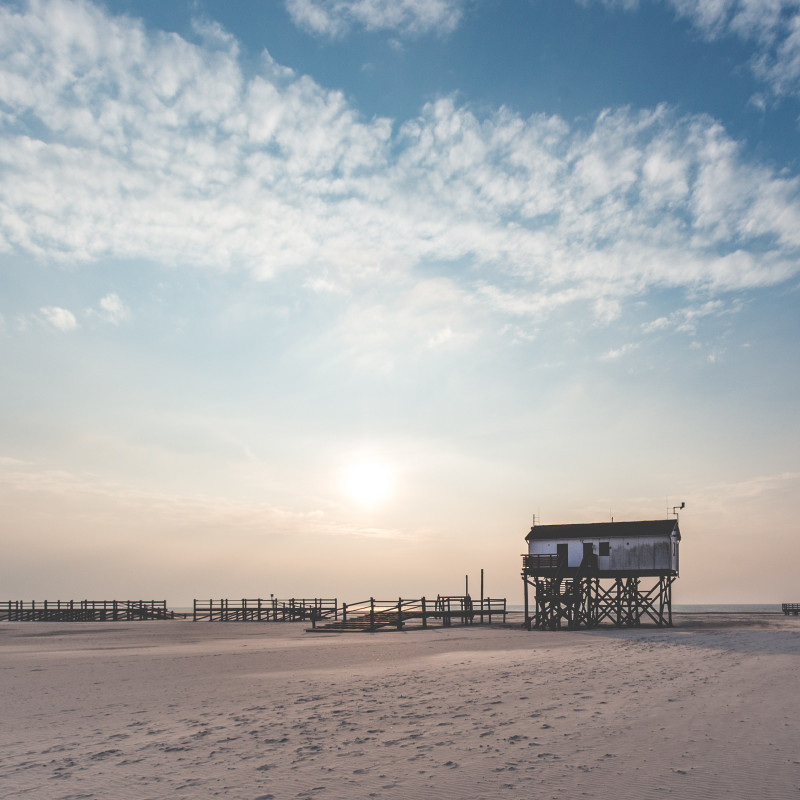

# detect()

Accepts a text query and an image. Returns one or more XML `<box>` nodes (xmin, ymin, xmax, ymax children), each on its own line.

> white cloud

<box><xmin>319</xmin><ymin>277</ymin><xmax>479</xmax><ymax>370</ymax></box>
<box><xmin>641</xmin><ymin>299</ymin><xmax>734</xmax><ymax>335</ymax></box>
<box><xmin>303</xmin><ymin>275</ymin><xmax>348</xmax><ymax>293</ymax></box>
<box><xmin>0</xmin><ymin>459</ymin><xmax>406</xmax><ymax>543</ymax></box>
<box><xmin>284</xmin><ymin>0</ymin><xmax>466</xmax><ymax>38</ymax></box>
<box><xmin>593</xmin><ymin>297</ymin><xmax>622</xmax><ymax>324</ymax></box>
<box><xmin>88</xmin><ymin>292</ymin><xmax>130</xmax><ymax>324</ymax></box>
<box><xmin>1</xmin><ymin>0</ymin><xmax>799</xmax><ymax>336</ymax></box>
<box><xmin>40</xmin><ymin>305</ymin><xmax>78</xmax><ymax>331</ymax></box>
<box><xmin>601</xmin><ymin>342</ymin><xmax>639</xmax><ymax>360</ymax></box>
<box><xmin>427</xmin><ymin>326</ymin><xmax>453</xmax><ymax>348</ymax></box>
<box><xmin>580</xmin><ymin>0</ymin><xmax>641</xmax><ymax>8</ymax></box>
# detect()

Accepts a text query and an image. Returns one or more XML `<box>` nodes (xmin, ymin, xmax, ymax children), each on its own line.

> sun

<box><xmin>342</xmin><ymin>458</ymin><xmax>394</xmax><ymax>507</ymax></box>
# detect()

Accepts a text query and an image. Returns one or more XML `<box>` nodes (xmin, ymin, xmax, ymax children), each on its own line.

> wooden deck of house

<box><xmin>0</xmin><ymin>600</ymin><xmax>173</xmax><ymax>621</ymax></box>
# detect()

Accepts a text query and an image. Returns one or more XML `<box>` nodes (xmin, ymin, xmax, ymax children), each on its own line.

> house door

<box><xmin>557</xmin><ymin>543</ymin><xmax>568</xmax><ymax>566</ymax></box>
<box><xmin>583</xmin><ymin>542</ymin><xmax>594</xmax><ymax>563</ymax></box>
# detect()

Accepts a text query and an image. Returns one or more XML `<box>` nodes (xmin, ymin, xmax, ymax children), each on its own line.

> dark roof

<box><xmin>525</xmin><ymin>519</ymin><xmax>680</xmax><ymax>542</ymax></box>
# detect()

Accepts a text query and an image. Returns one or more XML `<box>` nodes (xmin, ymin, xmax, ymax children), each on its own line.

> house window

<box><xmin>599</xmin><ymin>541</ymin><xmax>610</xmax><ymax>556</ymax></box>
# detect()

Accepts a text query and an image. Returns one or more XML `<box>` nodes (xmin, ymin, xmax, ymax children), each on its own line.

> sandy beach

<box><xmin>1</xmin><ymin>614</ymin><xmax>798</xmax><ymax>799</ymax></box>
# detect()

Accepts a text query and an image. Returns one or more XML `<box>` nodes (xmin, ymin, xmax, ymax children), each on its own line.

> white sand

<box><xmin>1</xmin><ymin>614</ymin><xmax>798</xmax><ymax>799</ymax></box>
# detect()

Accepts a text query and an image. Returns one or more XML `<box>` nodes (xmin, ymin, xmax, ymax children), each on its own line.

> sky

<box><xmin>1</xmin><ymin>0</ymin><xmax>799</xmax><ymax>606</ymax></box>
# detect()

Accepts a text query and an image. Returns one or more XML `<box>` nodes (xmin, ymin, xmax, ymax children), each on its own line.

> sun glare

<box><xmin>342</xmin><ymin>458</ymin><xmax>393</xmax><ymax>507</ymax></box>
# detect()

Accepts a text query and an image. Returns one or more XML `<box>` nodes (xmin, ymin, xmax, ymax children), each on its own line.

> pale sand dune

<box><xmin>0</xmin><ymin>615</ymin><xmax>798</xmax><ymax>799</ymax></box>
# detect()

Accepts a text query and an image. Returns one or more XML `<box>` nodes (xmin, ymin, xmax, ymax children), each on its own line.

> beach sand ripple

<box><xmin>0</xmin><ymin>615</ymin><xmax>798</xmax><ymax>799</ymax></box>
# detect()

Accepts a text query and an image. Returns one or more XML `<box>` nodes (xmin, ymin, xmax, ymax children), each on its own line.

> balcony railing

<box><xmin>522</xmin><ymin>553</ymin><xmax>560</xmax><ymax>570</ymax></box>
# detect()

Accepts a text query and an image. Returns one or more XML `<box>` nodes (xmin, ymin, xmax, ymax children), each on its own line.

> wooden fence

<box><xmin>0</xmin><ymin>600</ymin><xmax>173</xmax><ymax>622</ymax></box>
<box><xmin>192</xmin><ymin>597</ymin><xmax>338</xmax><ymax>622</ymax></box>
<box><xmin>782</xmin><ymin>603</ymin><xmax>800</xmax><ymax>616</ymax></box>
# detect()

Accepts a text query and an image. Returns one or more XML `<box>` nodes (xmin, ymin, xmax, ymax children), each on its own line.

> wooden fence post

<box><xmin>370</xmin><ymin>597</ymin><xmax>375</xmax><ymax>632</ymax></box>
<box><xmin>421</xmin><ymin>596</ymin><xmax>427</xmax><ymax>628</ymax></box>
<box><xmin>397</xmin><ymin>598</ymin><xmax>403</xmax><ymax>631</ymax></box>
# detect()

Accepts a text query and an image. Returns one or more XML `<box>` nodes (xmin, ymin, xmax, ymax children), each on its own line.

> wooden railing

<box><xmin>308</xmin><ymin>595</ymin><xmax>507</xmax><ymax>632</ymax></box>
<box><xmin>522</xmin><ymin>553</ymin><xmax>560</xmax><ymax>570</ymax></box>
<box><xmin>782</xmin><ymin>603</ymin><xmax>800</xmax><ymax>616</ymax></box>
<box><xmin>0</xmin><ymin>600</ymin><xmax>173</xmax><ymax>622</ymax></box>
<box><xmin>192</xmin><ymin>597</ymin><xmax>338</xmax><ymax>622</ymax></box>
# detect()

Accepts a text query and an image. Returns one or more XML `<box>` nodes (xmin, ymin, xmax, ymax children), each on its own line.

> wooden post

<box><xmin>397</xmin><ymin>598</ymin><xmax>403</xmax><ymax>631</ymax></box>
<box><xmin>667</xmin><ymin>577</ymin><xmax>673</xmax><ymax>626</ymax></box>
<box><xmin>422</xmin><ymin>596</ymin><xmax>427</xmax><ymax>628</ymax></box>
<box><xmin>480</xmin><ymin>568</ymin><xmax>484</xmax><ymax>624</ymax></box>
<box><xmin>370</xmin><ymin>597</ymin><xmax>375</xmax><ymax>632</ymax></box>
<box><xmin>343</xmin><ymin>602</ymin><xmax>347</xmax><ymax>623</ymax></box>
<box><xmin>523</xmin><ymin>577</ymin><xmax>530</xmax><ymax>630</ymax></box>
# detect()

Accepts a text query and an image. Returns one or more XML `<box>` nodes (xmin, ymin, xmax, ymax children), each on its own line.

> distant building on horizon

<box><xmin>521</xmin><ymin>517</ymin><xmax>681</xmax><ymax>630</ymax></box>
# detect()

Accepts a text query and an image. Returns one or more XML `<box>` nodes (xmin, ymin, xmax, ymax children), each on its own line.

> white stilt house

<box><xmin>521</xmin><ymin>518</ymin><xmax>681</xmax><ymax>629</ymax></box>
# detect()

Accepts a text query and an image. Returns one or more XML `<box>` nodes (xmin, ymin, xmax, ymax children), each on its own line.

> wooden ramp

<box><xmin>308</xmin><ymin>596</ymin><xmax>507</xmax><ymax>632</ymax></box>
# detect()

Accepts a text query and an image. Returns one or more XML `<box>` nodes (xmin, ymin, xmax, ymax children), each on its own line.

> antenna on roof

<box><xmin>671</xmin><ymin>501</ymin><xmax>685</xmax><ymax>521</ymax></box>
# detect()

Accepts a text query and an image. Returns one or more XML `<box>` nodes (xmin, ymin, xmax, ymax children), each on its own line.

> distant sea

<box><xmin>505</xmin><ymin>604</ymin><xmax>781</xmax><ymax>614</ymax></box>
<box><xmin>172</xmin><ymin>603</ymin><xmax>783</xmax><ymax>614</ymax></box>
<box><xmin>672</xmin><ymin>604</ymin><xmax>781</xmax><ymax>614</ymax></box>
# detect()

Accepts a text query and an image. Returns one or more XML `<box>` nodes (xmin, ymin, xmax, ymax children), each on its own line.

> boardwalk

<box><xmin>1</xmin><ymin>600</ymin><xmax>172</xmax><ymax>622</ymax></box>
<box><xmin>193</xmin><ymin>598</ymin><xmax>337</xmax><ymax>622</ymax></box>
<box><xmin>308</xmin><ymin>596</ymin><xmax>507</xmax><ymax>632</ymax></box>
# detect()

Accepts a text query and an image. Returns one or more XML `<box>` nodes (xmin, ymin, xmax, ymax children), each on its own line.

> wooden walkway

<box><xmin>782</xmin><ymin>603</ymin><xmax>800</xmax><ymax>616</ymax></box>
<box><xmin>1</xmin><ymin>600</ymin><xmax>173</xmax><ymax>622</ymax></box>
<box><xmin>193</xmin><ymin>598</ymin><xmax>337</xmax><ymax>622</ymax></box>
<box><xmin>307</xmin><ymin>596</ymin><xmax>507</xmax><ymax>632</ymax></box>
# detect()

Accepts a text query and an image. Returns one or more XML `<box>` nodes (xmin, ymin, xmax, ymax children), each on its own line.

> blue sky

<box><xmin>1</xmin><ymin>0</ymin><xmax>799</xmax><ymax>604</ymax></box>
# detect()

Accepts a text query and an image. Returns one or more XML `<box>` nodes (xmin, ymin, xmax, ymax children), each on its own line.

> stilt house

<box><xmin>521</xmin><ymin>518</ymin><xmax>681</xmax><ymax>630</ymax></box>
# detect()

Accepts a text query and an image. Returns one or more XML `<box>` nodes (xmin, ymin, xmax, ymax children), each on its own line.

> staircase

<box><xmin>311</xmin><ymin>609</ymin><xmax>415</xmax><ymax>632</ymax></box>
<box><xmin>307</xmin><ymin>599</ymin><xmax>424</xmax><ymax>632</ymax></box>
